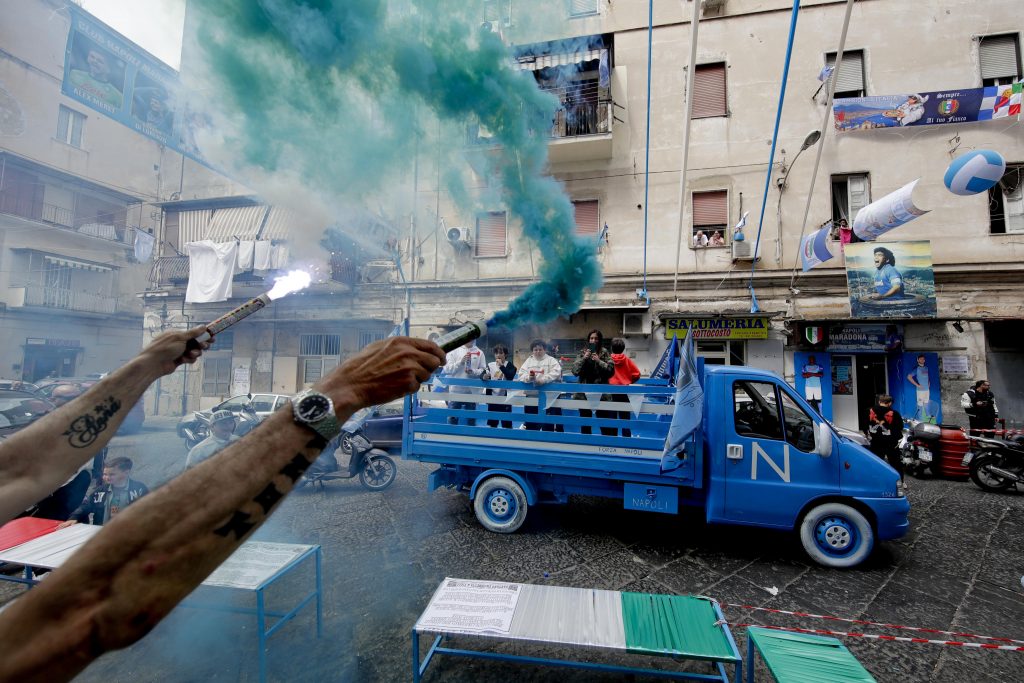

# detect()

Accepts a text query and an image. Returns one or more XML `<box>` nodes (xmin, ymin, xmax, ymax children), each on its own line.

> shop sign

<box><xmin>25</xmin><ymin>338</ymin><xmax>81</xmax><ymax>348</ymax></box>
<box><xmin>665</xmin><ymin>317</ymin><xmax>769</xmax><ymax>340</ymax></box>
<box><xmin>827</xmin><ymin>324</ymin><xmax>903</xmax><ymax>352</ymax></box>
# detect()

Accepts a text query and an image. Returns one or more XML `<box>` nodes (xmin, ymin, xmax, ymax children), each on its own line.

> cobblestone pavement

<box><xmin>3</xmin><ymin>419</ymin><xmax>1022</xmax><ymax>682</ymax></box>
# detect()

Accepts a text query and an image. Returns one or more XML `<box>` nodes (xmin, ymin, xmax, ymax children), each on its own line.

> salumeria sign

<box><xmin>664</xmin><ymin>317</ymin><xmax>769</xmax><ymax>340</ymax></box>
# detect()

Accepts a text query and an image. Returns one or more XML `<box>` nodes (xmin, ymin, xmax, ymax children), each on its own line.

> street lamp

<box><xmin>778</xmin><ymin>130</ymin><xmax>822</xmax><ymax>191</ymax></box>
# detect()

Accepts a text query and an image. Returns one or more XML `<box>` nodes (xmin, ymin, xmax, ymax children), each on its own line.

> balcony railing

<box><xmin>21</xmin><ymin>286</ymin><xmax>117</xmax><ymax>314</ymax></box>
<box><xmin>0</xmin><ymin>191</ymin><xmax>136</xmax><ymax>245</ymax></box>
<box><xmin>468</xmin><ymin>101</ymin><xmax>613</xmax><ymax>146</ymax></box>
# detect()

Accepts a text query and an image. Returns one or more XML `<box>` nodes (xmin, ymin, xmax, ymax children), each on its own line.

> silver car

<box><xmin>176</xmin><ymin>393</ymin><xmax>291</xmax><ymax>438</ymax></box>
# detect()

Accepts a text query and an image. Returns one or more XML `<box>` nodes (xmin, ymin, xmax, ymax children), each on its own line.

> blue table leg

<box><xmin>745</xmin><ymin>632</ymin><xmax>754</xmax><ymax>683</ymax></box>
<box><xmin>257</xmin><ymin>588</ymin><xmax>267</xmax><ymax>683</ymax></box>
<box><xmin>315</xmin><ymin>547</ymin><xmax>323</xmax><ymax>638</ymax></box>
<box><xmin>412</xmin><ymin>630</ymin><xmax>420</xmax><ymax>683</ymax></box>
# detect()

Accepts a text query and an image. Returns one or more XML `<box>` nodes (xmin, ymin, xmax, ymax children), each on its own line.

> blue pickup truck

<box><xmin>402</xmin><ymin>365</ymin><xmax>909</xmax><ymax>568</ymax></box>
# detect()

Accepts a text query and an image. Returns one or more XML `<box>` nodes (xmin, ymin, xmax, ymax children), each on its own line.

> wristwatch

<box><xmin>291</xmin><ymin>390</ymin><xmax>341</xmax><ymax>444</ymax></box>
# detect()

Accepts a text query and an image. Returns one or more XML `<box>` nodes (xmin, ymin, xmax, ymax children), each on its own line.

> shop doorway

<box><xmin>23</xmin><ymin>345</ymin><xmax>79</xmax><ymax>382</ymax></box>
<box><xmin>829</xmin><ymin>354</ymin><xmax>888</xmax><ymax>433</ymax></box>
<box><xmin>855</xmin><ymin>356</ymin><xmax>889</xmax><ymax>433</ymax></box>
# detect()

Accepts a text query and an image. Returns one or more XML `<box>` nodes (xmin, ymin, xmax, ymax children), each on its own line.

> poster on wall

<box><xmin>62</xmin><ymin>5</ymin><xmax>210</xmax><ymax>165</ymax></box>
<box><xmin>845</xmin><ymin>241</ymin><xmax>937</xmax><ymax>318</ymax></box>
<box><xmin>831</xmin><ymin>356</ymin><xmax>854</xmax><ymax>395</ymax></box>
<box><xmin>887</xmin><ymin>352</ymin><xmax>942</xmax><ymax>424</ymax></box>
<box><xmin>833</xmin><ymin>82</ymin><xmax>1022</xmax><ymax>133</ymax></box>
<box><xmin>793</xmin><ymin>352</ymin><xmax>832</xmax><ymax>420</ymax></box>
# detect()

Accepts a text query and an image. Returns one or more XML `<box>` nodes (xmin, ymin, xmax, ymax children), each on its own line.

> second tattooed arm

<box><xmin>0</xmin><ymin>336</ymin><xmax>445</xmax><ymax>683</ymax></box>
<box><xmin>0</xmin><ymin>327</ymin><xmax>211</xmax><ymax>524</ymax></box>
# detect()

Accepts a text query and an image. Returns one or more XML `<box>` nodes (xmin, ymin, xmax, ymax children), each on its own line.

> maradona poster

<box><xmin>845</xmin><ymin>241</ymin><xmax>936</xmax><ymax>319</ymax></box>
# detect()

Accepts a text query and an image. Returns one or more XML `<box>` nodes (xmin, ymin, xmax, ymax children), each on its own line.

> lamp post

<box><xmin>779</xmin><ymin>130</ymin><xmax>822</xmax><ymax>191</ymax></box>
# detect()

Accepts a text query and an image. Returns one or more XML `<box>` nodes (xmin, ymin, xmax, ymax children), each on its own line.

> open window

<box><xmin>825</xmin><ymin>50</ymin><xmax>865</xmax><ymax>99</ymax></box>
<box><xmin>831</xmin><ymin>173</ymin><xmax>870</xmax><ymax>232</ymax></box>
<box><xmin>979</xmin><ymin>34</ymin><xmax>1021</xmax><ymax>87</ymax></box>
<box><xmin>989</xmin><ymin>164</ymin><xmax>1024</xmax><ymax>234</ymax></box>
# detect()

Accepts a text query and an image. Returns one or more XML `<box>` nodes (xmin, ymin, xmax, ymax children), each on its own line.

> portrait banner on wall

<box><xmin>852</xmin><ymin>179</ymin><xmax>929</xmax><ymax>241</ymax></box>
<box><xmin>845</xmin><ymin>241</ymin><xmax>937</xmax><ymax>319</ymax></box>
<box><xmin>833</xmin><ymin>82</ymin><xmax>1022</xmax><ymax>133</ymax></box>
<box><xmin>888</xmin><ymin>352</ymin><xmax>942</xmax><ymax>424</ymax></box>
<box><xmin>794</xmin><ymin>352</ymin><xmax>832</xmax><ymax>420</ymax></box>
<box><xmin>62</xmin><ymin>5</ymin><xmax>210</xmax><ymax>166</ymax></box>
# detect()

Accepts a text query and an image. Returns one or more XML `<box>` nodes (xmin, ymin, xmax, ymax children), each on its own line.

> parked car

<box><xmin>0</xmin><ymin>379</ymin><xmax>40</xmax><ymax>393</ymax></box>
<box><xmin>36</xmin><ymin>378</ymin><xmax>146</xmax><ymax>434</ymax></box>
<box><xmin>354</xmin><ymin>398</ymin><xmax>424</xmax><ymax>453</ymax></box>
<box><xmin>177</xmin><ymin>393</ymin><xmax>291</xmax><ymax>439</ymax></box>
<box><xmin>0</xmin><ymin>389</ymin><xmax>56</xmax><ymax>439</ymax></box>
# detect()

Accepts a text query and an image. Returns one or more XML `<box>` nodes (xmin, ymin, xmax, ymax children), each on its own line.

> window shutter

<box><xmin>847</xmin><ymin>175</ymin><xmax>870</xmax><ymax>223</ymax></box>
<box><xmin>70</xmin><ymin>112</ymin><xmax>84</xmax><ymax>147</ymax></box>
<box><xmin>569</xmin><ymin>0</ymin><xmax>598</xmax><ymax>16</ymax></box>
<box><xmin>826</xmin><ymin>51</ymin><xmax>864</xmax><ymax>94</ymax></box>
<box><xmin>475</xmin><ymin>211</ymin><xmax>507</xmax><ymax>257</ymax></box>
<box><xmin>57</xmin><ymin>106</ymin><xmax>70</xmax><ymax>141</ymax></box>
<box><xmin>573</xmin><ymin>200</ymin><xmax>599</xmax><ymax>236</ymax></box>
<box><xmin>692</xmin><ymin>191</ymin><xmax>728</xmax><ymax>227</ymax></box>
<box><xmin>980</xmin><ymin>35</ymin><xmax>1021</xmax><ymax>80</ymax></box>
<box><xmin>692</xmin><ymin>64</ymin><xmax>727</xmax><ymax>118</ymax></box>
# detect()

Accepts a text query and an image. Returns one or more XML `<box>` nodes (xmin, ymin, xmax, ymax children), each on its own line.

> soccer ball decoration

<box><xmin>943</xmin><ymin>150</ymin><xmax>1006</xmax><ymax>196</ymax></box>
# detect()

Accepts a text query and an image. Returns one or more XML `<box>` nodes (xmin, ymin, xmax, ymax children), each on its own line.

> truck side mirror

<box><xmin>815</xmin><ymin>422</ymin><xmax>833</xmax><ymax>458</ymax></box>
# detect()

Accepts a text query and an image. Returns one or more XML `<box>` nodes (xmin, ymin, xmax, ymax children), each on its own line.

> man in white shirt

<box><xmin>442</xmin><ymin>339</ymin><xmax>487</xmax><ymax>425</ymax></box>
<box><xmin>185</xmin><ymin>410</ymin><xmax>240</xmax><ymax>469</ymax></box>
<box><xmin>515</xmin><ymin>339</ymin><xmax>563</xmax><ymax>430</ymax></box>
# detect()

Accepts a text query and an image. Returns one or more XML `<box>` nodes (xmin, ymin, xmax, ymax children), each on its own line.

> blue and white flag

<box><xmin>732</xmin><ymin>211</ymin><xmax>748</xmax><ymax>241</ymax></box>
<box><xmin>599</xmin><ymin>50</ymin><xmax>610</xmax><ymax>89</ymax></box>
<box><xmin>661</xmin><ymin>330</ymin><xmax>702</xmax><ymax>472</ymax></box>
<box><xmin>818</xmin><ymin>64</ymin><xmax>835</xmax><ymax>82</ymax></box>
<box><xmin>800</xmin><ymin>225</ymin><xmax>835</xmax><ymax>272</ymax></box>
<box><xmin>650</xmin><ymin>338</ymin><xmax>680</xmax><ymax>383</ymax></box>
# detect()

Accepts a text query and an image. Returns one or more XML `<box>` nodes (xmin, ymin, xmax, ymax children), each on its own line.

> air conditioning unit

<box><xmin>731</xmin><ymin>239</ymin><xmax>760</xmax><ymax>261</ymax></box>
<box><xmin>447</xmin><ymin>226</ymin><xmax>472</xmax><ymax>249</ymax></box>
<box><xmin>622</xmin><ymin>311</ymin><xmax>651</xmax><ymax>336</ymax></box>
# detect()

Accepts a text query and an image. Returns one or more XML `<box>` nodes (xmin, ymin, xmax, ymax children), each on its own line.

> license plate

<box><xmin>919</xmin><ymin>449</ymin><xmax>932</xmax><ymax>463</ymax></box>
<box><xmin>962</xmin><ymin>452</ymin><xmax>974</xmax><ymax>466</ymax></box>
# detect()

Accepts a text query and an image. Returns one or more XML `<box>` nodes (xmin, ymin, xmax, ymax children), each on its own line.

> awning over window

<box><xmin>517</xmin><ymin>47</ymin><xmax>606</xmax><ymax>71</ymax></box>
<box><xmin>205</xmin><ymin>205</ymin><xmax>270</xmax><ymax>242</ymax></box>
<box><xmin>43</xmin><ymin>255</ymin><xmax>112</xmax><ymax>272</ymax></box>
<box><xmin>259</xmin><ymin>207</ymin><xmax>296</xmax><ymax>240</ymax></box>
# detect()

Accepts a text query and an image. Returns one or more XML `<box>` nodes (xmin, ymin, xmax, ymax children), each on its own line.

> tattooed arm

<box><xmin>0</xmin><ymin>337</ymin><xmax>444</xmax><ymax>682</ymax></box>
<box><xmin>0</xmin><ymin>327</ymin><xmax>210</xmax><ymax>524</ymax></box>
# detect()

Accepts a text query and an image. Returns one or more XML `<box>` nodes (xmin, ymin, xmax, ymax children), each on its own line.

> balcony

<box><xmin>8</xmin><ymin>286</ymin><xmax>117</xmax><ymax>314</ymax></box>
<box><xmin>0</xmin><ymin>190</ymin><xmax>137</xmax><ymax>245</ymax></box>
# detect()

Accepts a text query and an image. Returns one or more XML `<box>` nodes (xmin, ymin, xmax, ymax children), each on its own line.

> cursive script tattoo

<box><xmin>63</xmin><ymin>397</ymin><xmax>121</xmax><ymax>448</ymax></box>
<box><xmin>213</xmin><ymin>446</ymin><xmax>320</xmax><ymax>540</ymax></box>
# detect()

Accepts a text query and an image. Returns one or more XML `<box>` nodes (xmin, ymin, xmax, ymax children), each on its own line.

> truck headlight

<box><xmin>895</xmin><ymin>480</ymin><xmax>907</xmax><ymax>498</ymax></box>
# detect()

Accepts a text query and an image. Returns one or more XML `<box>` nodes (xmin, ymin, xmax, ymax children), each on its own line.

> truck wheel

<box><xmin>799</xmin><ymin>503</ymin><xmax>874</xmax><ymax>568</ymax></box>
<box><xmin>473</xmin><ymin>476</ymin><xmax>528</xmax><ymax>534</ymax></box>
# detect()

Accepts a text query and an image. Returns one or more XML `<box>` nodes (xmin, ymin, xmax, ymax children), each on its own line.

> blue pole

<box><xmin>640</xmin><ymin>0</ymin><xmax>653</xmax><ymax>301</ymax></box>
<box><xmin>748</xmin><ymin>0</ymin><xmax>801</xmax><ymax>313</ymax></box>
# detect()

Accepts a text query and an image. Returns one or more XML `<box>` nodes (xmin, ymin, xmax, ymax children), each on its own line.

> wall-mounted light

<box><xmin>952</xmin><ymin>320</ymin><xmax>964</xmax><ymax>334</ymax></box>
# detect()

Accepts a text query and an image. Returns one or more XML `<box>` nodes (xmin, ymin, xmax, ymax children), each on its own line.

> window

<box><xmin>203</xmin><ymin>357</ymin><xmax>231</xmax><ymax>396</ymax></box>
<box><xmin>697</xmin><ymin>340</ymin><xmax>745</xmax><ymax>366</ymax></box>
<box><xmin>249</xmin><ymin>394</ymin><xmax>278</xmax><ymax>413</ymax></box>
<box><xmin>300</xmin><ymin>334</ymin><xmax>341</xmax><ymax>384</ymax></box>
<box><xmin>989</xmin><ymin>164</ymin><xmax>1024</xmax><ymax>234</ymax></box>
<box><xmin>825</xmin><ymin>50</ymin><xmax>865</xmax><ymax>98</ymax></box>
<box><xmin>692</xmin><ymin>63</ymin><xmax>727</xmax><ymax>118</ymax></box>
<box><xmin>733</xmin><ymin>381</ymin><xmax>783</xmax><ymax>440</ymax></box>
<box><xmin>358</xmin><ymin>330</ymin><xmax>387</xmax><ymax>347</ymax></box>
<box><xmin>979</xmin><ymin>34</ymin><xmax>1021</xmax><ymax>87</ymax></box>
<box><xmin>778</xmin><ymin>390</ymin><xmax>816</xmax><ymax>452</ymax></box>
<box><xmin>691</xmin><ymin>190</ymin><xmax>728</xmax><ymax>248</ymax></box>
<box><xmin>475</xmin><ymin>211</ymin><xmax>507</xmax><ymax>257</ymax></box>
<box><xmin>831</xmin><ymin>173</ymin><xmax>870</xmax><ymax>228</ymax></box>
<box><xmin>56</xmin><ymin>106</ymin><xmax>85</xmax><ymax>148</ymax></box>
<box><xmin>573</xmin><ymin>199</ymin><xmax>600</xmax><ymax>237</ymax></box>
<box><xmin>568</xmin><ymin>0</ymin><xmax>598</xmax><ymax>17</ymax></box>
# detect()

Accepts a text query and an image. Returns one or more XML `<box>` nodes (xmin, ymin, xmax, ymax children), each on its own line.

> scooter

<box><xmin>963</xmin><ymin>432</ymin><xmax>1024</xmax><ymax>492</ymax></box>
<box><xmin>899</xmin><ymin>419</ymin><xmax>941</xmax><ymax>478</ymax></box>
<box><xmin>299</xmin><ymin>429</ymin><xmax>398</xmax><ymax>491</ymax></box>
<box><xmin>182</xmin><ymin>401</ymin><xmax>262</xmax><ymax>451</ymax></box>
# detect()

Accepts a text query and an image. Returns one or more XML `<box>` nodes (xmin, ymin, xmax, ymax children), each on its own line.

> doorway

<box><xmin>855</xmin><ymin>355</ymin><xmax>889</xmax><ymax>433</ymax></box>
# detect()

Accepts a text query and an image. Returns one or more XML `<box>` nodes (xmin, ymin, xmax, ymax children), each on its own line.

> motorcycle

<box><xmin>182</xmin><ymin>401</ymin><xmax>262</xmax><ymax>450</ymax></box>
<box><xmin>963</xmin><ymin>432</ymin><xmax>1024</xmax><ymax>492</ymax></box>
<box><xmin>298</xmin><ymin>429</ymin><xmax>398</xmax><ymax>492</ymax></box>
<box><xmin>899</xmin><ymin>419</ymin><xmax>941</xmax><ymax>478</ymax></box>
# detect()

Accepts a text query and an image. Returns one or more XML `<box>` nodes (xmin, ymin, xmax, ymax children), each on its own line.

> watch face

<box><xmin>297</xmin><ymin>394</ymin><xmax>332</xmax><ymax>422</ymax></box>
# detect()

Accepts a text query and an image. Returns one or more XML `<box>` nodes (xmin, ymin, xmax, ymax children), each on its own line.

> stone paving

<box><xmin>2</xmin><ymin>419</ymin><xmax>1022</xmax><ymax>681</ymax></box>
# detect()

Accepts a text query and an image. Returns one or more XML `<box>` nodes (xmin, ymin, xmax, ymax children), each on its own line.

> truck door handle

<box><xmin>727</xmin><ymin>444</ymin><xmax>743</xmax><ymax>460</ymax></box>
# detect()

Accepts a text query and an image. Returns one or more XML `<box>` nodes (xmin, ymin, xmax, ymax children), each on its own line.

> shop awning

<box><xmin>43</xmin><ymin>255</ymin><xmax>112</xmax><ymax>272</ymax></box>
<box><xmin>516</xmin><ymin>47</ymin><xmax>605</xmax><ymax>71</ymax></box>
<box><xmin>259</xmin><ymin>207</ymin><xmax>296</xmax><ymax>240</ymax></box>
<box><xmin>205</xmin><ymin>205</ymin><xmax>270</xmax><ymax>242</ymax></box>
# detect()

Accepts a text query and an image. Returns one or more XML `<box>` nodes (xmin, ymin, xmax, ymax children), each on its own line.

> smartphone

<box><xmin>588</xmin><ymin>342</ymin><xmax>597</xmax><ymax>353</ymax></box>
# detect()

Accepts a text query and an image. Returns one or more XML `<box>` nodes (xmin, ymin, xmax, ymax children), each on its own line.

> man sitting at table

<box><xmin>63</xmin><ymin>457</ymin><xmax>149</xmax><ymax>527</ymax></box>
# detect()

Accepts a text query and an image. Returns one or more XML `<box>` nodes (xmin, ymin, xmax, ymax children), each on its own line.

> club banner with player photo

<box><xmin>845</xmin><ymin>241</ymin><xmax>937</xmax><ymax>319</ymax></box>
<box><xmin>833</xmin><ymin>82</ymin><xmax>1022</xmax><ymax>133</ymax></box>
<box><xmin>62</xmin><ymin>5</ymin><xmax>210</xmax><ymax>165</ymax></box>
<box><xmin>888</xmin><ymin>352</ymin><xmax>942</xmax><ymax>425</ymax></box>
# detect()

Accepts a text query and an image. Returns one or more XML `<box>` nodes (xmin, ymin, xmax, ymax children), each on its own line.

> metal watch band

<box><xmin>292</xmin><ymin>390</ymin><xmax>342</xmax><ymax>443</ymax></box>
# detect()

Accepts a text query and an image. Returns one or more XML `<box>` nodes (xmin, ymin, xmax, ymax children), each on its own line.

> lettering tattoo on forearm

<box><xmin>213</xmin><ymin>446</ymin><xmax>320</xmax><ymax>540</ymax></box>
<box><xmin>64</xmin><ymin>397</ymin><xmax>121</xmax><ymax>448</ymax></box>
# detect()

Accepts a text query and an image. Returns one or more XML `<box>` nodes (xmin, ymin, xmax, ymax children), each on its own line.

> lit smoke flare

<box><xmin>267</xmin><ymin>269</ymin><xmax>312</xmax><ymax>300</ymax></box>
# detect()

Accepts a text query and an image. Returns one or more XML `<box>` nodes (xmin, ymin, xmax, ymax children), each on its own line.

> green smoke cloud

<box><xmin>185</xmin><ymin>0</ymin><xmax>602</xmax><ymax>327</ymax></box>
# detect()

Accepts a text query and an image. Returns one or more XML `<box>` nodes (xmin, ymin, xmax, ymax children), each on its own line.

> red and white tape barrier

<box><xmin>731</xmin><ymin>623</ymin><xmax>1024</xmax><ymax>652</ymax></box>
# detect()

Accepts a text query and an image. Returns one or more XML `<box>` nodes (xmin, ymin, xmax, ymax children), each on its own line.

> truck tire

<box><xmin>799</xmin><ymin>502</ymin><xmax>874</xmax><ymax>568</ymax></box>
<box><xmin>473</xmin><ymin>476</ymin><xmax>528</xmax><ymax>533</ymax></box>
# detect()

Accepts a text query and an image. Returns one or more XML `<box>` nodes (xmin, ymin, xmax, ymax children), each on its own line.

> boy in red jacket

<box><xmin>609</xmin><ymin>338</ymin><xmax>640</xmax><ymax>436</ymax></box>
